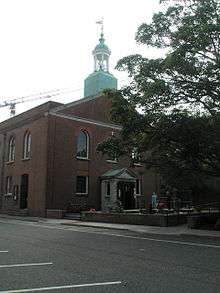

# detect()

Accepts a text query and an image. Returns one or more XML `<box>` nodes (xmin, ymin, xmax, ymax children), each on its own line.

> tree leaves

<box><xmin>98</xmin><ymin>0</ymin><xmax>220</xmax><ymax>196</ymax></box>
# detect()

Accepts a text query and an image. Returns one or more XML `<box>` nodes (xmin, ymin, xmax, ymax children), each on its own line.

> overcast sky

<box><xmin>0</xmin><ymin>0</ymin><xmax>164</xmax><ymax>122</ymax></box>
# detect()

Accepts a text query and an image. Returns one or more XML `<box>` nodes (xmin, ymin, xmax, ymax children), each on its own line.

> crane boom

<box><xmin>0</xmin><ymin>86</ymin><xmax>81</xmax><ymax>117</ymax></box>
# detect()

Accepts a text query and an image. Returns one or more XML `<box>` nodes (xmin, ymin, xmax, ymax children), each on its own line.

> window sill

<box><xmin>6</xmin><ymin>161</ymin><xmax>15</xmax><ymax>165</ymax></box>
<box><xmin>75</xmin><ymin>193</ymin><xmax>88</xmax><ymax>196</ymax></box>
<box><xmin>22</xmin><ymin>158</ymin><xmax>30</xmax><ymax>161</ymax></box>
<box><xmin>76</xmin><ymin>157</ymin><xmax>90</xmax><ymax>161</ymax></box>
<box><xmin>106</xmin><ymin>160</ymin><xmax>118</xmax><ymax>164</ymax></box>
<box><xmin>134</xmin><ymin>163</ymin><xmax>144</xmax><ymax>167</ymax></box>
<box><xmin>134</xmin><ymin>163</ymin><xmax>143</xmax><ymax>167</ymax></box>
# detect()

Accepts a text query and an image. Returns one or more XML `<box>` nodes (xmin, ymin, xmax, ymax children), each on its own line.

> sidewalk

<box><xmin>0</xmin><ymin>213</ymin><xmax>220</xmax><ymax>239</ymax></box>
<box><xmin>61</xmin><ymin>220</ymin><xmax>220</xmax><ymax>239</ymax></box>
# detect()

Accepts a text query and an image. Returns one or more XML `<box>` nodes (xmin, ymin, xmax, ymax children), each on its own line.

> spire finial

<box><xmin>96</xmin><ymin>18</ymin><xmax>104</xmax><ymax>40</ymax></box>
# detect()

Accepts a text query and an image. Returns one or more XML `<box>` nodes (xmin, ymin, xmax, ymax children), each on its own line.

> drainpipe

<box><xmin>0</xmin><ymin>133</ymin><xmax>6</xmax><ymax>209</ymax></box>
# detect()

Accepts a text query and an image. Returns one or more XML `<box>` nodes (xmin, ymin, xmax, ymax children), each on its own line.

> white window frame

<box><xmin>76</xmin><ymin>176</ymin><xmax>89</xmax><ymax>195</ymax></box>
<box><xmin>105</xmin><ymin>181</ymin><xmax>111</xmax><ymax>197</ymax></box>
<box><xmin>76</xmin><ymin>130</ymin><xmax>89</xmax><ymax>160</ymax></box>
<box><xmin>5</xmin><ymin>176</ymin><xmax>12</xmax><ymax>195</ymax></box>
<box><xmin>132</xmin><ymin>147</ymin><xmax>143</xmax><ymax>167</ymax></box>
<box><xmin>8</xmin><ymin>137</ymin><xmax>15</xmax><ymax>162</ymax></box>
<box><xmin>23</xmin><ymin>132</ymin><xmax>31</xmax><ymax>159</ymax></box>
<box><xmin>106</xmin><ymin>157</ymin><xmax>118</xmax><ymax>164</ymax></box>
<box><xmin>135</xmin><ymin>179</ymin><xmax>141</xmax><ymax>195</ymax></box>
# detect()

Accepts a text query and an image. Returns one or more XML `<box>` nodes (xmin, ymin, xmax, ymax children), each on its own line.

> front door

<box><xmin>20</xmin><ymin>174</ymin><xmax>29</xmax><ymax>209</ymax></box>
<box><xmin>118</xmin><ymin>181</ymin><xmax>135</xmax><ymax>210</ymax></box>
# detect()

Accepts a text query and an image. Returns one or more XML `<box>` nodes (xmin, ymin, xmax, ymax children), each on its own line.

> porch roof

<box><xmin>101</xmin><ymin>168</ymin><xmax>137</xmax><ymax>181</ymax></box>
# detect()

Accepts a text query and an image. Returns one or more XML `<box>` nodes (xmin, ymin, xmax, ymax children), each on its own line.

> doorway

<box><xmin>20</xmin><ymin>174</ymin><xmax>29</xmax><ymax>209</ymax></box>
<box><xmin>117</xmin><ymin>181</ymin><xmax>135</xmax><ymax>210</ymax></box>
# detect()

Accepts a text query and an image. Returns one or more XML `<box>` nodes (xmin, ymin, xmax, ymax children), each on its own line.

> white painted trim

<box><xmin>0</xmin><ymin>262</ymin><xmax>53</xmax><ymax>269</ymax></box>
<box><xmin>106</xmin><ymin>159</ymin><xmax>118</xmax><ymax>164</ymax></box>
<box><xmin>76</xmin><ymin>176</ymin><xmax>89</xmax><ymax>195</ymax></box>
<box><xmin>49</xmin><ymin>112</ymin><xmax>122</xmax><ymax>130</ymax></box>
<box><xmin>76</xmin><ymin>130</ymin><xmax>90</xmax><ymax>159</ymax></box>
<box><xmin>76</xmin><ymin>157</ymin><xmax>90</xmax><ymax>161</ymax></box>
<box><xmin>135</xmin><ymin>179</ymin><xmax>141</xmax><ymax>195</ymax></box>
<box><xmin>134</xmin><ymin>163</ymin><xmax>144</xmax><ymax>167</ymax></box>
<box><xmin>6</xmin><ymin>160</ymin><xmax>15</xmax><ymax>164</ymax></box>
<box><xmin>0</xmin><ymin>281</ymin><xmax>122</xmax><ymax>293</ymax></box>
<box><xmin>4</xmin><ymin>193</ymin><xmax>12</xmax><ymax>197</ymax></box>
<box><xmin>0</xmin><ymin>251</ymin><xmax>8</xmax><ymax>253</ymax></box>
<box><xmin>51</xmin><ymin>95</ymin><xmax>100</xmax><ymax>113</ymax></box>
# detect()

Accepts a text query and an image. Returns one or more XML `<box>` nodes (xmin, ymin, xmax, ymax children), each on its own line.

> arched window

<box><xmin>8</xmin><ymin>137</ymin><xmax>15</xmax><ymax>162</ymax></box>
<box><xmin>5</xmin><ymin>176</ymin><xmax>12</xmax><ymax>194</ymax></box>
<box><xmin>76</xmin><ymin>130</ymin><xmax>89</xmax><ymax>159</ymax></box>
<box><xmin>131</xmin><ymin>147</ymin><xmax>142</xmax><ymax>166</ymax></box>
<box><xmin>23</xmin><ymin>132</ymin><xmax>31</xmax><ymax>159</ymax></box>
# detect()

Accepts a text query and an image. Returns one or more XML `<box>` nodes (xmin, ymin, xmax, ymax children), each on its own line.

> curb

<box><xmin>0</xmin><ymin>214</ymin><xmax>48</xmax><ymax>223</ymax></box>
<box><xmin>1</xmin><ymin>214</ymin><xmax>219</xmax><ymax>240</ymax></box>
<box><xmin>61</xmin><ymin>222</ymin><xmax>220</xmax><ymax>239</ymax></box>
<box><xmin>61</xmin><ymin>222</ymin><xmax>220</xmax><ymax>240</ymax></box>
<box><xmin>179</xmin><ymin>233</ymin><xmax>220</xmax><ymax>240</ymax></box>
<box><xmin>61</xmin><ymin>222</ymin><xmax>131</xmax><ymax>232</ymax></box>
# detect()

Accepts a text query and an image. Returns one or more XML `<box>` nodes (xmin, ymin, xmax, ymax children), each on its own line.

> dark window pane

<box><xmin>23</xmin><ymin>133</ymin><xmax>31</xmax><ymax>159</ymax></box>
<box><xmin>5</xmin><ymin>176</ymin><xmax>12</xmax><ymax>194</ymax></box>
<box><xmin>106</xmin><ymin>182</ymin><xmax>110</xmax><ymax>196</ymax></box>
<box><xmin>107</xmin><ymin>154</ymin><xmax>118</xmax><ymax>162</ymax></box>
<box><xmin>76</xmin><ymin>176</ymin><xmax>87</xmax><ymax>194</ymax></box>
<box><xmin>136</xmin><ymin>179</ymin><xmax>140</xmax><ymax>194</ymax></box>
<box><xmin>77</xmin><ymin>131</ymin><xmax>88</xmax><ymax>158</ymax></box>
<box><xmin>8</xmin><ymin>137</ymin><xmax>15</xmax><ymax>161</ymax></box>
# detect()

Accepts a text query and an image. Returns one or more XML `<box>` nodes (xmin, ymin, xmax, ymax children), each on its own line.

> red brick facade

<box><xmin>0</xmin><ymin>96</ymin><xmax>159</xmax><ymax>217</ymax></box>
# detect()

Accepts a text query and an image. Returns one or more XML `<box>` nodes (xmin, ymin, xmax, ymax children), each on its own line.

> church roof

<box><xmin>84</xmin><ymin>27</ymin><xmax>117</xmax><ymax>97</ymax></box>
<box><xmin>84</xmin><ymin>70</ymin><xmax>117</xmax><ymax>98</ymax></box>
<box><xmin>93</xmin><ymin>36</ymin><xmax>110</xmax><ymax>54</ymax></box>
<box><xmin>101</xmin><ymin>168</ymin><xmax>137</xmax><ymax>180</ymax></box>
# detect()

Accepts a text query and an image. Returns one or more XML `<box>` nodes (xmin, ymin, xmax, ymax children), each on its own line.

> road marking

<box><xmin>0</xmin><ymin>251</ymin><xmax>8</xmax><ymax>253</ymax></box>
<box><xmin>2</xmin><ymin>219</ymin><xmax>220</xmax><ymax>249</ymax></box>
<box><xmin>0</xmin><ymin>262</ymin><xmax>53</xmax><ymax>269</ymax></box>
<box><xmin>105</xmin><ymin>233</ymin><xmax>220</xmax><ymax>249</ymax></box>
<box><xmin>0</xmin><ymin>281</ymin><xmax>122</xmax><ymax>292</ymax></box>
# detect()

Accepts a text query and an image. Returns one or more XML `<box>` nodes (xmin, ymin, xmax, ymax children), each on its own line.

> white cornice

<box><xmin>51</xmin><ymin>95</ymin><xmax>100</xmax><ymax>113</ymax></box>
<box><xmin>48</xmin><ymin>112</ymin><xmax>122</xmax><ymax>130</ymax></box>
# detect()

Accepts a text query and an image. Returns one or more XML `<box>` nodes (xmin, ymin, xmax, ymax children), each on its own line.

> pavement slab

<box><xmin>0</xmin><ymin>213</ymin><xmax>220</xmax><ymax>239</ymax></box>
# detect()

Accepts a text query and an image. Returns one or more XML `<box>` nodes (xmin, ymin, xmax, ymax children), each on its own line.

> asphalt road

<box><xmin>0</xmin><ymin>218</ymin><xmax>220</xmax><ymax>293</ymax></box>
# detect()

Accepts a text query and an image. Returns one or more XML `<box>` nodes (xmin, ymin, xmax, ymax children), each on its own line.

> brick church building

<box><xmin>0</xmin><ymin>31</ymin><xmax>159</xmax><ymax>218</ymax></box>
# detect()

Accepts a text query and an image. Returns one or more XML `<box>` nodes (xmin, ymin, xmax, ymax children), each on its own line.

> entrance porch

<box><xmin>101</xmin><ymin>168</ymin><xmax>143</xmax><ymax>212</ymax></box>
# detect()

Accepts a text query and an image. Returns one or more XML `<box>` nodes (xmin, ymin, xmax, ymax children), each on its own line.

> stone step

<box><xmin>0</xmin><ymin>209</ymin><xmax>29</xmax><ymax>217</ymax></box>
<box><xmin>64</xmin><ymin>213</ymin><xmax>82</xmax><ymax>220</ymax></box>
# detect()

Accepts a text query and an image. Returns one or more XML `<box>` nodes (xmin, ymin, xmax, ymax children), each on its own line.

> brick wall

<box><xmin>59</xmin><ymin>96</ymin><xmax>112</xmax><ymax>124</ymax></box>
<box><xmin>0</xmin><ymin>116</ymin><xmax>49</xmax><ymax>217</ymax></box>
<box><xmin>46</xmin><ymin>112</ymin><xmax>157</xmax><ymax>213</ymax></box>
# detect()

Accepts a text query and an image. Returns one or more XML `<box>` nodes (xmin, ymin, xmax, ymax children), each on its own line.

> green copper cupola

<box><xmin>84</xmin><ymin>21</ymin><xmax>117</xmax><ymax>97</ymax></box>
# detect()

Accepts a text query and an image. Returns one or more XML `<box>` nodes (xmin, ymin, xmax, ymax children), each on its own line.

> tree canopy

<box><xmin>117</xmin><ymin>0</ymin><xmax>219</xmax><ymax>116</ymax></box>
<box><xmin>98</xmin><ymin>0</ymin><xmax>220</xmax><ymax>194</ymax></box>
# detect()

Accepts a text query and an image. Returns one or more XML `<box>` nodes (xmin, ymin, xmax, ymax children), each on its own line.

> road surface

<box><xmin>0</xmin><ymin>218</ymin><xmax>219</xmax><ymax>292</ymax></box>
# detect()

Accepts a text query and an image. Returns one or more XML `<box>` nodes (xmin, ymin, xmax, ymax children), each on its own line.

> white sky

<box><xmin>0</xmin><ymin>0</ymin><xmax>164</xmax><ymax>122</ymax></box>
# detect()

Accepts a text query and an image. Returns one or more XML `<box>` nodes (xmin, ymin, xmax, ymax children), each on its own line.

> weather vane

<box><xmin>96</xmin><ymin>17</ymin><xmax>104</xmax><ymax>36</ymax></box>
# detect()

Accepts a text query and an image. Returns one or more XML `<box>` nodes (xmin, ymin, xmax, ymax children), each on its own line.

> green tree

<box><xmin>98</xmin><ymin>0</ymin><xmax>220</xmax><ymax>196</ymax></box>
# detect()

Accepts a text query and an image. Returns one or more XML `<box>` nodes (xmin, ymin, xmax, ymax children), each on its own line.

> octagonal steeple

<box><xmin>84</xmin><ymin>20</ymin><xmax>117</xmax><ymax>98</ymax></box>
<box><xmin>93</xmin><ymin>28</ymin><xmax>111</xmax><ymax>72</ymax></box>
